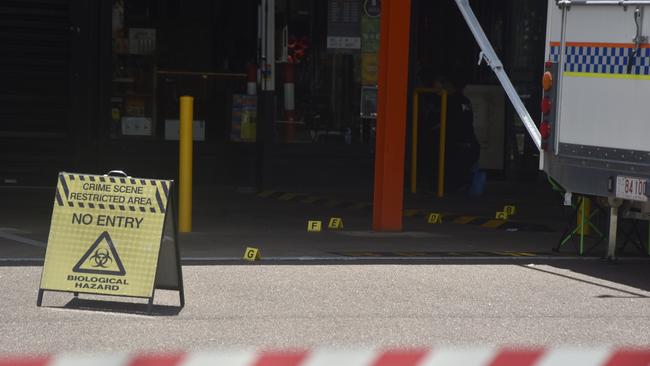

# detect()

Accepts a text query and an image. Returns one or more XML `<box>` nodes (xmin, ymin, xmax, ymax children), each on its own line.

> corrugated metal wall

<box><xmin>0</xmin><ymin>0</ymin><xmax>73</xmax><ymax>184</ymax></box>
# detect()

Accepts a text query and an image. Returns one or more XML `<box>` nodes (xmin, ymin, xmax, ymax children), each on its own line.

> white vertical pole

<box><xmin>260</xmin><ymin>0</ymin><xmax>275</xmax><ymax>92</ymax></box>
<box><xmin>607</xmin><ymin>205</ymin><xmax>619</xmax><ymax>260</ymax></box>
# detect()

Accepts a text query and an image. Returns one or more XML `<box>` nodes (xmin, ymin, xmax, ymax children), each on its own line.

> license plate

<box><xmin>616</xmin><ymin>176</ymin><xmax>648</xmax><ymax>202</ymax></box>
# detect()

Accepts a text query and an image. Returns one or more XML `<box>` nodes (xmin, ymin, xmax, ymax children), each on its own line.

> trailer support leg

<box><xmin>607</xmin><ymin>198</ymin><xmax>622</xmax><ymax>260</ymax></box>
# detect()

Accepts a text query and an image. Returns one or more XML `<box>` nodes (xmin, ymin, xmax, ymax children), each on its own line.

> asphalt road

<box><xmin>1</xmin><ymin>260</ymin><xmax>649</xmax><ymax>354</ymax></box>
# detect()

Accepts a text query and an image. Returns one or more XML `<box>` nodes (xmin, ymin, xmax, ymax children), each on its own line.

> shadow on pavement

<box><xmin>531</xmin><ymin>260</ymin><xmax>650</xmax><ymax>294</ymax></box>
<box><xmin>520</xmin><ymin>263</ymin><xmax>650</xmax><ymax>298</ymax></box>
<box><xmin>183</xmin><ymin>257</ymin><xmax>650</xmax><ymax>295</ymax></box>
<box><xmin>50</xmin><ymin>297</ymin><xmax>183</xmax><ymax>316</ymax></box>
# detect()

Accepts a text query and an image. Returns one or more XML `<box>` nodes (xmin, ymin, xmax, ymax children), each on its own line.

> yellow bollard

<box><xmin>179</xmin><ymin>96</ymin><xmax>193</xmax><ymax>232</ymax></box>
<box><xmin>437</xmin><ymin>90</ymin><xmax>448</xmax><ymax>198</ymax></box>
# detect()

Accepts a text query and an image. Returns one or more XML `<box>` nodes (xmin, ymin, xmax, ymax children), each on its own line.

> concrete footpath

<box><xmin>1</xmin><ymin>261</ymin><xmax>649</xmax><ymax>353</ymax></box>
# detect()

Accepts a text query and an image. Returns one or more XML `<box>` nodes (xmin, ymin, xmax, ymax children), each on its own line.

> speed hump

<box><xmin>37</xmin><ymin>172</ymin><xmax>184</xmax><ymax>313</ymax></box>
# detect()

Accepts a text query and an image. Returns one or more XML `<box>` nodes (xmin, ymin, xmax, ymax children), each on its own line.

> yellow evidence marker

<box><xmin>307</xmin><ymin>220</ymin><xmax>322</xmax><ymax>232</ymax></box>
<box><xmin>328</xmin><ymin>217</ymin><xmax>344</xmax><ymax>230</ymax></box>
<box><xmin>504</xmin><ymin>205</ymin><xmax>517</xmax><ymax>216</ymax></box>
<box><xmin>427</xmin><ymin>213</ymin><xmax>442</xmax><ymax>224</ymax></box>
<box><xmin>495</xmin><ymin>212</ymin><xmax>508</xmax><ymax>220</ymax></box>
<box><xmin>243</xmin><ymin>247</ymin><xmax>261</xmax><ymax>261</ymax></box>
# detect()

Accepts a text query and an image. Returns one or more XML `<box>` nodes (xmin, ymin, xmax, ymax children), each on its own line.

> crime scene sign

<box><xmin>38</xmin><ymin>172</ymin><xmax>184</xmax><ymax>311</ymax></box>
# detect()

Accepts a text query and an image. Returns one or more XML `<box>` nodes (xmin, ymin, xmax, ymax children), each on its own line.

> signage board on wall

<box><xmin>363</xmin><ymin>0</ymin><xmax>381</xmax><ymax>17</ymax></box>
<box><xmin>361</xmin><ymin>14</ymin><xmax>380</xmax><ymax>85</ymax></box>
<box><xmin>327</xmin><ymin>0</ymin><xmax>361</xmax><ymax>52</ymax></box>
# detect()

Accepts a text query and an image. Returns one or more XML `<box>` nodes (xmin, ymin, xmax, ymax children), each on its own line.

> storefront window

<box><xmin>107</xmin><ymin>0</ymin><xmax>376</xmax><ymax>145</ymax></box>
<box><xmin>108</xmin><ymin>0</ymin><xmax>253</xmax><ymax>142</ymax></box>
<box><xmin>110</xmin><ymin>0</ymin><xmax>157</xmax><ymax>139</ymax></box>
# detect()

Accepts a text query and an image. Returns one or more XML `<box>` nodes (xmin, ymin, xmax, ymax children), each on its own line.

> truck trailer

<box><xmin>455</xmin><ymin>0</ymin><xmax>650</xmax><ymax>259</ymax></box>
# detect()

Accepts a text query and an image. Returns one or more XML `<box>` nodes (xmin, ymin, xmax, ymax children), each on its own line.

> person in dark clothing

<box><xmin>434</xmin><ymin>75</ymin><xmax>480</xmax><ymax>192</ymax></box>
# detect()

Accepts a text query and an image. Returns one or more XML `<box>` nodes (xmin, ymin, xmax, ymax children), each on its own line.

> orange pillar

<box><xmin>372</xmin><ymin>0</ymin><xmax>412</xmax><ymax>231</ymax></box>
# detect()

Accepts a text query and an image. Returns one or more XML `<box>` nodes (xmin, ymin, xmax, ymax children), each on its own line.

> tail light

<box><xmin>540</xmin><ymin>121</ymin><xmax>551</xmax><ymax>139</ymax></box>
<box><xmin>541</xmin><ymin>97</ymin><xmax>552</xmax><ymax>115</ymax></box>
<box><xmin>540</xmin><ymin>62</ymin><xmax>558</xmax><ymax>151</ymax></box>
<box><xmin>542</xmin><ymin>71</ymin><xmax>553</xmax><ymax>92</ymax></box>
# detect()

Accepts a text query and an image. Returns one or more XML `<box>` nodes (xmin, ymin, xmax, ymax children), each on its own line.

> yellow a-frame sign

<box><xmin>37</xmin><ymin>171</ymin><xmax>184</xmax><ymax>313</ymax></box>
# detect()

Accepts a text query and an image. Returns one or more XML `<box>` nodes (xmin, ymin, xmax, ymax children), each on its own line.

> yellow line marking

<box><xmin>514</xmin><ymin>252</ymin><xmax>536</xmax><ymax>257</ymax></box>
<box><xmin>257</xmin><ymin>190</ymin><xmax>277</xmax><ymax>198</ymax></box>
<box><xmin>404</xmin><ymin>209</ymin><xmax>423</xmax><ymax>217</ymax></box>
<box><xmin>301</xmin><ymin>196</ymin><xmax>321</xmax><ymax>204</ymax></box>
<box><xmin>453</xmin><ymin>216</ymin><xmax>478</xmax><ymax>225</ymax></box>
<box><xmin>323</xmin><ymin>199</ymin><xmax>343</xmax><ymax>207</ymax></box>
<box><xmin>462</xmin><ymin>252</ymin><xmax>482</xmax><ymax>256</ymax></box>
<box><xmin>492</xmin><ymin>251</ymin><xmax>517</xmax><ymax>257</ymax></box>
<box><xmin>278</xmin><ymin>193</ymin><xmax>299</xmax><ymax>201</ymax></box>
<box><xmin>395</xmin><ymin>252</ymin><xmax>428</xmax><ymax>257</ymax></box>
<box><xmin>348</xmin><ymin>202</ymin><xmax>370</xmax><ymax>210</ymax></box>
<box><xmin>565</xmin><ymin>71</ymin><xmax>650</xmax><ymax>80</ymax></box>
<box><xmin>349</xmin><ymin>252</ymin><xmax>383</xmax><ymax>257</ymax></box>
<box><xmin>481</xmin><ymin>219</ymin><xmax>507</xmax><ymax>229</ymax></box>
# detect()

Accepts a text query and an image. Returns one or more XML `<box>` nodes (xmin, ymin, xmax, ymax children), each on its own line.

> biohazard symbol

<box><xmin>73</xmin><ymin>231</ymin><xmax>126</xmax><ymax>276</ymax></box>
<box><xmin>89</xmin><ymin>249</ymin><xmax>112</xmax><ymax>268</ymax></box>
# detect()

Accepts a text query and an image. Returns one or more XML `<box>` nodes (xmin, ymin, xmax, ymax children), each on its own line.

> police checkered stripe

<box><xmin>550</xmin><ymin>45</ymin><xmax>650</xmax><ymax>75</ymax></box>
<box><xmin>55</xmin><ymin>173</ymin><xmax>170</xmax><ymax>214</ymax></box>
<box><xmin>3</xmin><ymin>348</ymin><xmax>650</xmax><ymax>366</ymax></box>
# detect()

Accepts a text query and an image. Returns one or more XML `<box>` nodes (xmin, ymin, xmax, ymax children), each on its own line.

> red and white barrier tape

<box><xmin>2</xmin><ymin>348</ymin><xmax>650</xmax><ymax>366</ymax></box>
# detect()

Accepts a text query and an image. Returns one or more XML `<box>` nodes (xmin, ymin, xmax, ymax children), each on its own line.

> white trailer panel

<box><xmin>560</xmin><ymin>77</ymin><xmax>650</xmax><ymax>150</ymax></box>
<box><xmin>547</xmin><ymin>3</ymin><xmax>650</xmax><ymax>151</ymax></box>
